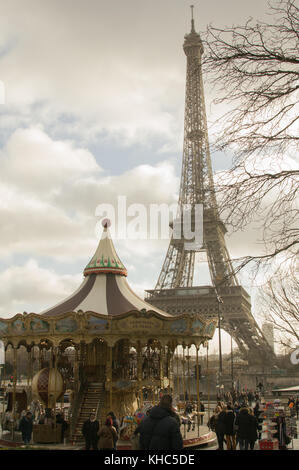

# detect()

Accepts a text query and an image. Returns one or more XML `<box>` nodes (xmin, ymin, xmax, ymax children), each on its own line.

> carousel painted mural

<box><xmin>0</xmin><ymin>221</ymin><xmax>217</xmax><ymax>447</ymax></box>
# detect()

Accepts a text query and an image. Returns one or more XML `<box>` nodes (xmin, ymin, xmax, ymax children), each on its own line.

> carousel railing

<box><xmin>70</xmin><ymin>380</ymin><xmax>86</xmax><ymax>440</ymax></box>
<box><xmin>95</xmin><ymin>382</ymin><xmax>105</xmax><ymax>426</ymax></box>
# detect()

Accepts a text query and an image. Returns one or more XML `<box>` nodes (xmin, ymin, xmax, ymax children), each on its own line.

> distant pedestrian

<box><xmin>107</xmin><ymin>412</ymin><xmax>119</xmax><ymax>449</ymax></box>
<box><xmin>56</xmin><ymin>412</ymin><xmax>68</xmax><ymax>443</ymax></box>
<box><xmin>138</xmin><ymin>394</ymin><xmax>183</xmax><ymax>450</ymax></box>
<box><xmin>19</xmin><ymin>411</ymin><xmax>33</xmax><ymax>446</ymax></box>
<box><xmin>99</xmin><ymin>418</ymin><xmax>118</xmax><ymax>450</ymax></box>
<box><xmin>82</xmin><ymin>413</ymin><xmax>99</xmax><ymax>450</ymax></box>
<box><xmin>199</xmin><ymin>402</ymin><xmax>205</xmax><ymax>425</ymax></box>
<box><xmin>215</xmin><ymin>405</ymin><xmax>227</xmax><ymax>450</ymax></box>
<box><xmin>295</xmin><ymin>398</ymin><xmax>299</xmax><ymax>420</ymax></box>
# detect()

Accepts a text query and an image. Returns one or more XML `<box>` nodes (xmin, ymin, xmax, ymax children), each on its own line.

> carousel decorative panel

<box><xmin>55</xmin><ymin>317</ymin><xmax>77</xmax><ymax>333</ymax></box>
<box><xmin>169</xmin><ymin>318</ymin><xmax>188</xmax><ymax>334</ymax></box>
<box><xmin>87</xmin><ymin>316</ymin><xmax>108</xmax><ymax>332</ymax></box>
<box><xmin>30</xmin><ymin>319</ymin><xmax>50</xmax><ymax>333</ymax></box>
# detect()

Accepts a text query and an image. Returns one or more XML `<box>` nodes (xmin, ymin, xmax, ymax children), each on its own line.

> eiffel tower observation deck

<box><xmin>146</xmin><ymin>8</ymin><xmax>277</xmax><ymax>367</ymax></box>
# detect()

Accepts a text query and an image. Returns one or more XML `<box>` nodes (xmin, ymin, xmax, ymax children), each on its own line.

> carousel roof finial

<box><xmin>83</xmin><ymin>219</ymin><xmax>127</xmax><ymax>277</ymax></box>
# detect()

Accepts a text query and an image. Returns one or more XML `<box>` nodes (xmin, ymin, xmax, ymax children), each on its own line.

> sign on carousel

<box><xmin>115</xmin><ymin>314</ymin><xmax>163</xmax><ymax>333</ymax></box>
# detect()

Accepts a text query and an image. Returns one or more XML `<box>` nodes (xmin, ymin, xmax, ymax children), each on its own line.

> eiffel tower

<box><xmin>146</xmin><ymin>8</ymin><xmax>276</xmax><ymax>366</ymax></box>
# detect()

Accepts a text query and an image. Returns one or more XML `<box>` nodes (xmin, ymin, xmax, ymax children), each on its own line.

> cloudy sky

<box><xmin>0</xmin><ymin>0</ymin><xmax>276</xmax><ymax>353</ymax></box>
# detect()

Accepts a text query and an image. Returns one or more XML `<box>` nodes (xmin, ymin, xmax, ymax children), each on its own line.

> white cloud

<box><xmin>0</xmin><ymin>259</ymin><xmax>82</xmax><ymax>317</ymax></box>
<box><xmin>0</xmin><ymin>127</ymin><xmax>179</xmax><ymax>262</ymax></box>
<box><xmin>0</xmin><ymin>0</ymin><xmax>270</xmax><ymax>148</ymax></box>
<box><xmin>0</xmin><ymin>127</ymin><xmax>100</xmax><ymax>194</ymax></box>
<box><xmin>0</xmin><ymin>0</ymin><xmax>283</xmax><ymax>333</ymax></box>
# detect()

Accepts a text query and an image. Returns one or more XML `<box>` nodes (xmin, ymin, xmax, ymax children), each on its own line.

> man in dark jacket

<box><xmin>235</xmin><ymin>407</ymin><xmax>258</xmax><ymax>450</ymax></box>
<box><xmin>19</xmin><ymin>411</ymin><xmax>33</xmax><ymax>446</ymax></box>
<box><xmin>56</xmin><ymin>412</ymin><xmax>68</xmax><ymax>443</ymax></box>
<box><xmin>224</xmin><ymin>404</ymin><xmax>236</xmax><ymax>450</ymax></box>
<box><xmin>82</xmin><ymin>413</ymin><xmax>99</xmax><ymax>450</ymax></box>
<box><xmin>139</xmin><ymin>395</ymin><xmax>183</xmax><ymax>450</ymax></box>
<box><xmin>215</xmin><ymin>406</ymin><xmax>227</xmax><ymax>450</ymax></box>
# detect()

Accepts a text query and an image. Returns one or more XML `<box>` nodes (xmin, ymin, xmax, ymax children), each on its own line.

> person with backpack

<box><xmin>138</xmin><ymin>395</ymin><xmax>183</xmax><ymax>450</ymax></box>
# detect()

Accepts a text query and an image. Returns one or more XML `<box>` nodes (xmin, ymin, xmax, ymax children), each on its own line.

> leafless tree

<box><xmin>202</xmin><ymin>0</ymin><xmax>299</xmax><ymax>275</ymax></box>
<box><xmin>258</xmin><ymin>263</ymin><xmax>299</xmax><ymax>349</ymax></box>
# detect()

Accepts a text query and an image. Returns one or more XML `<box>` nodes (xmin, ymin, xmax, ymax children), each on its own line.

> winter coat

<box><xmin>215</xmin><ymin>411</ymin><xmax>226</xmax><ymax>435</ymax></box>
<box><xmin>82</xmin><ymin>419</ymin><xmax>99</xmax><ymax>440</ymax></box>
<box><xmin>19</xmin><ymin>416</ymin><xmax>33</xmax><ymax>437</ymax></box>
<box><xmin>98</xmin><ymin>425</ymin><xmax>118</xmax><ymax>449</ymax></box>
<box><xmin>235</xmin><ymin>409</ymin><xmax>258</xmax><ymax>441</ymax></box>
<box><xmin>224</xmin><ymin>410</ymin><xmax>236</xmax><ymax>435</ymax></box>
<box><xmin>139</xmin><ymin>405</ymin><xmax>183</xmax><ymax>450</ymax></box>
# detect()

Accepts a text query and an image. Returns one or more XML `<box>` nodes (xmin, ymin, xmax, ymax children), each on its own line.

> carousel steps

<box><xmin>73</xmin><ymin>382</ymin><xmax>105</xmax><ymax>445</ymax></box>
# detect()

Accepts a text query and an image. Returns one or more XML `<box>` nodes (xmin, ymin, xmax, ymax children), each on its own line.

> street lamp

<box><xmin>231</xmin><ymin>334</ymin><xmax>234</xmax><ymax>391</ymax></box>
<box><xmin>216</xmin><ymin>293</ymin><xmax>223</xmax><ymax>374</ymax></box>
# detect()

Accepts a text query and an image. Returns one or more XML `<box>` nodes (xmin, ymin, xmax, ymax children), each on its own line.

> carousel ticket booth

<box><xmin>0</xmin><ymin>222</ymin><xmax>217</xmax><ymax>445</ymax></box>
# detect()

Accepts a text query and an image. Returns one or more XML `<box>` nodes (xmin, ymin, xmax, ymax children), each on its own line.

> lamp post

<box><xmin>231</xmin><ymin>334</ymin><xmax>234</xmax><ymax>391</ymax></box>
<box><xmin>216</xmin><ymin>294</ymin><xmax>223</xmax><ymax>375</ymax></box>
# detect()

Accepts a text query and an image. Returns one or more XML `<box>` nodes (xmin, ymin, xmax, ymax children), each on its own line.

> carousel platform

<box><xmin>0</xmin><ymin>426</ymin><xmax>216</xmax><ymax>450</ymax></box>
<box><xmin>116</xmin><ymin>425</ymin><xmax>216</xmax><ymax>450</ymax></box>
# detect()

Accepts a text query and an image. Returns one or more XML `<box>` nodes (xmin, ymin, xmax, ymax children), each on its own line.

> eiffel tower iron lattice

<box><xmin>146</xmin><ymin>13</ymin><xmax>276</xmax><ymax>366</ymax></box>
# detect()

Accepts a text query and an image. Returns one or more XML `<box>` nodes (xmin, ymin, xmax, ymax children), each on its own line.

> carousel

<box><xmin>0</xmin><ymin>220</ymin><xmax>217</xmax><ymax>447</ymax></box>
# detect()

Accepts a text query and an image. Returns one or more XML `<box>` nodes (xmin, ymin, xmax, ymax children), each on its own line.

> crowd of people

<box><xmin>218</xmin><ymin>390</ymin><xmax>261</xmax><ymax>407</ymax></box>
<box><xmin>208</xmin><ymin>391</ymin><xmax>299</xmax><ymax>450</ymax></box>
<box><xmin>208</xmin><ymin>401</ymin><xmax>261</xmax><ymax>450</ymax></box>
<box><xmin>2</xmin><ymin>390</ymin><xmax>298</xmax><ymax>450</ymax></box>
<box><xmin>82</xmin><ymin>396</ymin><xmax>184</xmax><ymax>450</ymax></box>
<box><xmin>2</xmin><ymin>406</ymin><xmax>68</xmax><ymax>447</ymax></box>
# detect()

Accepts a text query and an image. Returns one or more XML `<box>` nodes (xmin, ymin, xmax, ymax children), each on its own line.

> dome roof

<box><xmin>84</xmin><ymin>223</ymin><xmax>127</xmax><ymax>277</ymax></box>
<box><xmin>40</xmin><ymin>222</ymin><xmax>170</xmax><ymax>318</ymax></box>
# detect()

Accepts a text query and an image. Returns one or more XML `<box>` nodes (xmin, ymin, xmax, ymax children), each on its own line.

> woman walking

<box><xmin>248</xmin><ymin>408</ymin><xmax>259</xmax><ymax>450</ymax></box>
<box><xmin>99</xmin><ymin>418</ymin><xmax>118</xmax><ymax>450</ymax></box>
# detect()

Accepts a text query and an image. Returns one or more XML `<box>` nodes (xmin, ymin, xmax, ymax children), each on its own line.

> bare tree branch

<box><xmin>201</xmin><ymin>0</ymin><xmax>299</xmax><ymax>275</ymax></box>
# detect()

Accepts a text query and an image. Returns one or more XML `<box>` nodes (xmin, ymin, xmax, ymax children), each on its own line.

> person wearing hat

<box><xmin>82</xmin><ymin>412</ymin><xmax>99</xmax><ymax>450</ymax></box>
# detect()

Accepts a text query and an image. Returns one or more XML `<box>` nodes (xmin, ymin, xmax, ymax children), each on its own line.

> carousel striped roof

<box><xmin>40</xmin><ymin>222</ymin><xmax>170</xmax><ymax>318</ymax></box>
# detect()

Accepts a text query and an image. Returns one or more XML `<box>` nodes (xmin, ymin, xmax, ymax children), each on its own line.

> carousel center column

<box><xmin>136</xmin><ymin>341</ymin><xmax>143</xmax><ymax>408</ymax></box>
<box><xmin>12</xmin><ymin>346</ymin><xmax>17</xmax><ymax>441</ymax></box>
<box><xmin>106</xmin><ymin>343</ymin><xmax>113</xmax><ymax>413</ymax></box>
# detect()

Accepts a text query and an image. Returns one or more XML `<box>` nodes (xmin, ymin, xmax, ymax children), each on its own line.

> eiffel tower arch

<box><xmin>146</xmin><ymin>12</ymin><xmax>276</xmax><ymax>367</ymax></box>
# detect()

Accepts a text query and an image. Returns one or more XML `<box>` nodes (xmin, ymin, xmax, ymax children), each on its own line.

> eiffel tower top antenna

<box><xmin>190</xmin><ymin>5</ymin><xmax>195</xmax><ymax>32</ymax></box>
